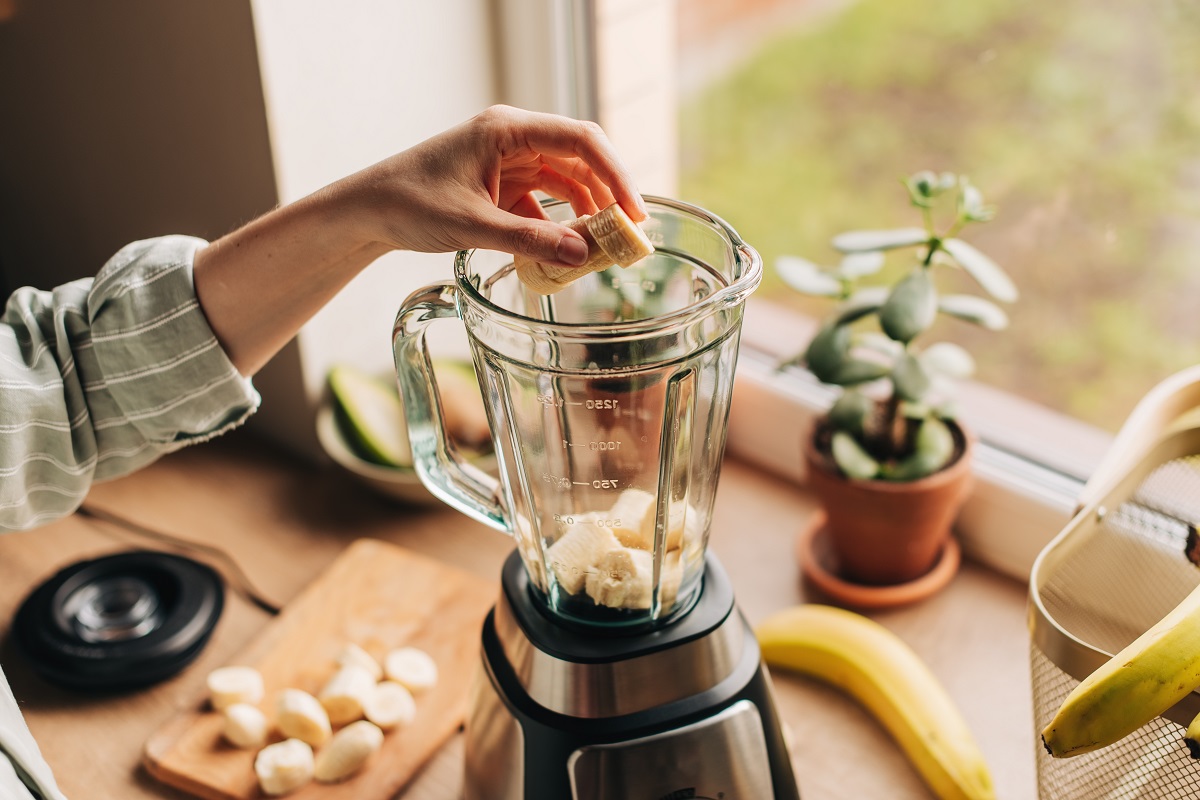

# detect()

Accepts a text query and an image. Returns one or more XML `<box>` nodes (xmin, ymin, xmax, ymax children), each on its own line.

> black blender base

<box><xmin>463</xmin><ymin>552</ymin><xmax>801</xmax><ymax>799</ymax></box>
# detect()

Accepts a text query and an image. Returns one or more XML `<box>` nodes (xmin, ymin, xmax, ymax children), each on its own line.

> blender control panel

<box><xmin>567</xmin><ymin>700</ymin><xmax>775</xmax><ymax>799</ymax></box>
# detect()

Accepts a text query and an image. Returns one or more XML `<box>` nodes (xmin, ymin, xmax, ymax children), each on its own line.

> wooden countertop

<box><xmin>0</xmin><ymin>430</ymin><xmax>1036</xmax><ymax>799</ymax></box>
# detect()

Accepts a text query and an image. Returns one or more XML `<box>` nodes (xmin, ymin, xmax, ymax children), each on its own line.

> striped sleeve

<box><xmin>0</xmin><ymin>235</ymin><xmax>260</xmax><ymax>532</ymax></box>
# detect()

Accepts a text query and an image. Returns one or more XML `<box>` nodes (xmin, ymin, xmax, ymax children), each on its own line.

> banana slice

<box><xmin>254</xmin><ymin>738</ymin><xmax>314</xmax><ymax>796</ymax></box>
<box><xmin>384</xmin><ymin>647</ymin><xmax>439</xmax><ymax>693</ymax></box>
<box><xmin>206</xmin><ymin>665</ymin><xmax>264</xmax><ymax>711</ymax></box>
<box><xmin>605</xmin><ymin>489</ymin><xmax>687</xmax><ymax>552</ymax></box>
<box><xmin>585</xmin><ymin>203</ymin><xmax>655</xmax><ymax>268</ymax></box>
<box><xmin>222</xmin><ymin>703</ymin><xmax>269</xmax><ymax>749</ymax></box>
<box><xmin>546</xmin><ymin>523</ymin><xmax>620</xmax><ymax>595</ymax></box>
<box><xmin>318</xmin><ymin>665</ymin><xmax>376</xmax><ymax>725</ymax></box>
<box><xmin>363</xmin><ymin>680</ymin><xmax>416</xmax><ymax>729</ymax></box>
<box><xmin>314</xmin><ymin>720</ymin><xmax>384</xmax><ymax>784</ymax></box>
<box><xmin>586</xmin><ymin>547</ymin><xmax>683</xmax><ymax>611</ymax></box>
<box><xmin>276</xmin><ymin>688</ymin><xmax>332</xmax><ymax>747</ymax></box>
<box><xmin>335</xmin><ymin>642</ymin><xmax>382</xmax><ymax>681</ymax></box>
<box><xmin>514</xmin><ymin>204</ymin><xmax>654</xmax><ymax>295</ymax></box>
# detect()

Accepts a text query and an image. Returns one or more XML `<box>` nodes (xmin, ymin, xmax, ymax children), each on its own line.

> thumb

<box><xmin>473</xmin><ymin>205</ymin><xmax>590</xmax><ymax>269</ymax></box>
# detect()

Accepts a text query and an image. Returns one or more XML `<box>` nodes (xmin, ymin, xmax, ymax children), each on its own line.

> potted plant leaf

<box><xmin>779</xmin><ymin>170</ymin><xmax>1016</xmax><ymax>593</ymax></box>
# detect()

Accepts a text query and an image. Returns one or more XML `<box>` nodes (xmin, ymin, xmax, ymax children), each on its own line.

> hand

<box><xmin>338</xmin><ymin>105</ymin><xmax>648</xmax><ymax>269</ymax></box>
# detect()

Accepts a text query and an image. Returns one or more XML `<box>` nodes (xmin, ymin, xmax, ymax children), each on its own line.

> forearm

<box><xmin>193</xmin><ymin>181</ymin><xmax>391</xmax><ymax>376</ymax></box>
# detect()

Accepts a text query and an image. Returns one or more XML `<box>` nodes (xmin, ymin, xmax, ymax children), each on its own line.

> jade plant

<box><xmin>779</xmin><ymin>170</ymin><xmax>1017</xmax><ymax>481</ymax></box>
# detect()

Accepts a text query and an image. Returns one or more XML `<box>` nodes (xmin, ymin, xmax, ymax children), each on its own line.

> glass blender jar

<box><xmin>393</xmin><ymin>196</ymin><xmax>800</xmax><ymax>799</ymax></box>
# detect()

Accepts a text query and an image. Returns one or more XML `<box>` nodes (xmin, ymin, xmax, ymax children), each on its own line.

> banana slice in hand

<box><xmin>222</xmin><ymin>703</ymin><xmax>269</xmax><ymax>749</ymax></box>
<box><xmin>384</xmin><ymin>647</ymin><xmax>439</xmax><ymax>693</ymax></box>
<box><xmin>515</xmin><ymin>203</ymin><xmax>654</xmax><ymax>295</ymax></box>
<box><xmin>314</xmin><ymin>720</ymin><xmax>384</xmax><ymax>784</ymax></box>
<box><xmin>255</xmin><ymin>739</ymin><xmax>314</xmax><ymax>796</ymax></box>
<box><xmin>207</xmin><ymin>666</ymin><xmax>264</xmax><ymax>711</ymax></box>
<box><xmin>276</xmin><ymin>688</ymin><xmax>332</xmax><ymax>747</ymax></box>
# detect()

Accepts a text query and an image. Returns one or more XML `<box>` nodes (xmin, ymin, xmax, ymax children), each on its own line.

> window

<box><xmin>672</xmin><ymin>0</ymin><xmax>1200</xmax><ymax>435</ymax></box>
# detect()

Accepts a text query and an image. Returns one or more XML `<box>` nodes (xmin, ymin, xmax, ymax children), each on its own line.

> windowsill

<box><xmin>728</xmin><ymin>298</ymin><xmax>1114</xmax><ymax>582</ymax></box>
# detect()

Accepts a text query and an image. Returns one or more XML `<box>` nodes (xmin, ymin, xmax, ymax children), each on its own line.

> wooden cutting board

<box><xmin>143</xmin><ymin>538</ymin><xmax>496</xmax><ymax>799</ymax></box>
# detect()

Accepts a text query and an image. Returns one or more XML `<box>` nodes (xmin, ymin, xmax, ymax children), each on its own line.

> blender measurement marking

<box><xmin>542</xmin><ymin>473</ymin><xmax>620</xmax><ymax>490</ymax></box>
<box><xmin>537</xmin><ymin>395</ymin><xmax>619</xmax><ymax>411</ymax></box>
<box><xmin>562</xmin><ymin>440</ymin><xmax>622</xmax><ymax>451</ymax></box>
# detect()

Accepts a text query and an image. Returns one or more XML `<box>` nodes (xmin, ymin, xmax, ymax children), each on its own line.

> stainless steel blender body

<box><xmin>392</xmin><ymin>196</ymin><xmax>800</xmax><ymax>798</ymax></box>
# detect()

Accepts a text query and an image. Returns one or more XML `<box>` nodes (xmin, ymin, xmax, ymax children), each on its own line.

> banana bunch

<box><xmin>755</xmin><ymin>605</ymin><xmax>995</xmax><ymax>800</ymax></box>
<box><xmin>1042</xmin><ymin>579</ymin><xmax>1200</xmax><ymax>758</ymax></box>
<box><xmin>514</xmin><ymin>202</ymin><xmax>654</xmax><ymax>294</ymax></box>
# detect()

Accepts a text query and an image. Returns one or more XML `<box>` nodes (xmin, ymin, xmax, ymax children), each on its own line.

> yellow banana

<box><xmin>755</xmin><ymin>605</ymin><xmax>995</xmax><ymax>800</ymax></box>
<box><xmin>1185</xmin><ymin>709</ymin><xmax>1200</xmax><ymax>758</ymax></box>
<box><xmin>1042</xmin><ymin>580</ymin><xmax>1200</xmax><ymax>758</ymax></box>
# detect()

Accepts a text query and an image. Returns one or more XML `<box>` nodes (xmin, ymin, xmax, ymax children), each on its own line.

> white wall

<box><xmin>246</xmin><ymin>0</ymin><xmax>502</xmax><ymax>455</ymax></box>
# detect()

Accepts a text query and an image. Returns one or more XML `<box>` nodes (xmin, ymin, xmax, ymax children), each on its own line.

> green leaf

<box><xmin>851</xmin><ymin>331</ymin><xmax>903</xmax><ymax>360</ymax></box>
<box><xmin>882</xmin><ymin>417</ymin><xmax>955</xmax><ymax>481</ymax></box>
<box><xmin>938</xmin><ymin>294</ymin><xmax>1009</xmax><ymax>330</ymax></box>
<box><xmin>829</xmin><ymin>390</ymin><xmax>872</xmax><ymax>438</ymax></box>
<box><xmin>804</xmin><ymin>324</ymin><xmax>850</xmax><ymax>383</ymax></box>
<box><xmin>777</xmin><ymin>255</ymin><xmax>843</xmax><ymax>296</ymax></box>
<box><xmin>832</xmin><ymin>431</ymin><xmax>881</xmax><ymax>480</ymax></box>
<box><xmin>919</xmin><ymin>342</ymin><xmax>975</xmax><ymax>378</ymax></box>
<box><xmin>833</xmin><ymin>288</ymin><xmax>889</xmax><ymax>325</ymax></box>
<box><xmin>880</xmin><ymin>269</ymin><xmax>938</xmax><ymax>343</ymax></box>
<box><xmin>836</xmin><ymin>251</ymin><xmax>886</xmax><ymax>279</ymax></box>
<box><xmin>941</xmin><ymin>239</ymin><xmax>1017</xmax><ymax>302</ymax></box>
<box><xmin>831</xmin><ymin>359</ymin><xmax>892</xmax><ymax>386</ymax></box>
<box><xmin>892</xmin><ymin>352</ymin><xmax>932</xmax><ymax>402</ymax></box>
<box><xmin>831</xmin><ymin>227</ymin><xmax>929</xmax><ymax>253</ymax></box>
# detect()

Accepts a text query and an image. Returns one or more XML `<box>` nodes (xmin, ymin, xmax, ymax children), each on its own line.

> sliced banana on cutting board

<box><xmin>384</xmin><ymin>647</ymin><xmax>439</xmax><ymax>694</ymax></box>
<box><xmin>255</xmin><ymin>739</ymin><xmax>314</xmax><ymax>796</ymax></box>
<box><xmin>314</xmin><ymin>720</ymin><xmax>384</xmax><ymax>783</ymax></box>
<box><xmin>206</xmin><ymin>665</ymin><xmax>264</xmax><ymax>711</ymax></box>
<box><xmin>276</xmin><ymin>688</ymin><xmax>332</xmax><ymax>748</ymax></box>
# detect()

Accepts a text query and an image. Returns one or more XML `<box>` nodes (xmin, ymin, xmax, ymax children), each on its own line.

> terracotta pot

<box><xmin>802</xmin><ymin>418</ymin><xmax>974</xmax><ymax>586</ymax></box>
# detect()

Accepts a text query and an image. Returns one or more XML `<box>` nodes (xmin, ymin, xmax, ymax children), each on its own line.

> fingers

<box><xmin>499</xmin><ymin>164</ymin><xmax>599</xmax><ymax>218</ymax></box>
<box><xmin>480</xmin><ymin>106</ymin><xmax>648</xmax><ymax>223</ymax></box>
<box><xmin>508</xmin><ymin>192</ymin><xmax>548</xmax><ymax>221</ymax></box>
<box><xmin>471</xmin><ymin>203</ymin><xmax>590</xmax><ymax>269</ymax></box>
<box><xmin>542</xmin><ymin>156</ymin><xmax>615</xmax><ymax>212</ymax></box>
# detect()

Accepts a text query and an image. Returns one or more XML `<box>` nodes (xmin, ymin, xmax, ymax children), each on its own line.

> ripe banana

<box><xmin>515</xmin><ymin>203</ymin><xmax>654</xmax><ymax>295</ymax></box>
<box><xmin>335</xmin><ymin>642</ymin><xmax>383</xmax><ymax>681</ymax></box>
<box><xmin>276</xmin><ymin>688</ymin><xmax>332</xmax><ymax>747</ymax></box>
<box><xmin>384</xmin><ymin>647</ymin><xmax>439</xmax><ymax>693</ymax></box>
<box><xmin>319</xmin><ymin>664</ymin><xmax>376</xmax><ymax>725</ymax></box>
<box><xmin>314</xmin><ymin>720</ymin><xmax>384</xmax><ymax>783</ymax></box>
<box><xmin>206</xmin><ymin>665</ymin><xmax>264</xmax><ymax>711</ymax></box>
<box><xmin>1185</xmin><ymin>710</ymin><xmax>1200</xmax><ymax>758</ymax></box>
<box><xmin>1042</xmin><ymin>580</ymin><xmax>1200</xmax><ymax>758</ymax></box>
<box><xmin>222</xmin><ymin>703</ymin><xmax>268</xmax><ymax>749</ymax></box>
<box><xmin>255</xmin><ymin>738</ymin><xmax>314</xmax><ymax>796</ymax></box>
<box><xmin>546</xmin><ymin>523</ymin><xmax>619</xmax><ymax>595</ymax></box>
<box><xmin>364</xmin><ymin>680</ymin><xmax>416</xmax><ymax>729</ymax></box>
<box><xmin>756</xmin><ymin>605</ymin><xmax>995</xmax><ymax>800</ymax></box>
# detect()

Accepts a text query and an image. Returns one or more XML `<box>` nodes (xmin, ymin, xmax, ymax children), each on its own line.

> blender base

<box><xmin>464</xmin><ymin>551</ymin><xmax>801</xmax><ymax>800</ymax></box>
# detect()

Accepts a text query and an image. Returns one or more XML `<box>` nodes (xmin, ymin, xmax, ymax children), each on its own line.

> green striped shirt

<box><xmin>0</xmin><ymin>235</ymin><xmax>260</xmax><ymax>799</ymax></box>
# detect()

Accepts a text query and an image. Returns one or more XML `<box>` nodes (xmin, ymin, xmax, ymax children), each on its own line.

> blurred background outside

<box><xmin>675</xmin><ymin>0</ymin><xmax>1200</xmax><ymax>432</ymax></box>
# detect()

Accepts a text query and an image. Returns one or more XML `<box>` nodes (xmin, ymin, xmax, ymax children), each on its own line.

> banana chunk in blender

<box><xmin>586</xmin><ymin>548</ymin><xmax>683</xmax><ymax>611</ymax></box>
<box><xmin>546</xmin><ymin>524</ymin><xmax>620</xmax><ymax>595</ymax></box>
<box><xmin>606</xmin><ymin>488</ymin><xmax>685</xmax><ymax>552</ymax></box>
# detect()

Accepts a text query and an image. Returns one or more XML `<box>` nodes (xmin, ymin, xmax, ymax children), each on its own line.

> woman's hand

<box><xmin>338</xmin><ymin>105</ymin><xmax>648</xmax><ymax>269</ymax></box>
<box><xmin>194</xmin><ymin>106</ymin><xmax>645</xmax><ymax>376</ymax></box>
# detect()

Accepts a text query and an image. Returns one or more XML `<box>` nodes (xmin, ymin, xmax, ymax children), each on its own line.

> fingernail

<box><xmin>557</xmin><ymin>235</ymin><xmax>589</xmax><ymax>266</ymax></box>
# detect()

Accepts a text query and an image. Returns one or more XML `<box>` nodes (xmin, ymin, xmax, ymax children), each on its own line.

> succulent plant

<box><xmin>779</xmin><ymin>171</ymin><xmax>1017</xmax><ymax>481</ymax></box>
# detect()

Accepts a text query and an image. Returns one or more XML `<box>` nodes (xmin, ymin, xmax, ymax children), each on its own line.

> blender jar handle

<box><xmin>392</xmin><ymin>281</ymin><xmax>510</xmax><ymax>534</ymax></box>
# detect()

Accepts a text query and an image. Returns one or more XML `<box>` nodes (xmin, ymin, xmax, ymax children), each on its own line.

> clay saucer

<box><xmin>796</xmin><ymin>513</ymin><xmax>960</xmax><ymax>610</ymax></box>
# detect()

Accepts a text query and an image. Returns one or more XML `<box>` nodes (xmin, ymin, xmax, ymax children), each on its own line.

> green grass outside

<box><xmin>679</xmin><ymin>0</ymin><xmax>1200</xmax><ymax>431</ymax></box>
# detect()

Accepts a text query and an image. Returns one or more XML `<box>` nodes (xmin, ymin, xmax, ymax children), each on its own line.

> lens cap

<box><xmin>12</xmin><ymin>550</ymin><xmax>224</xmax><ymax>692</ymax></box>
